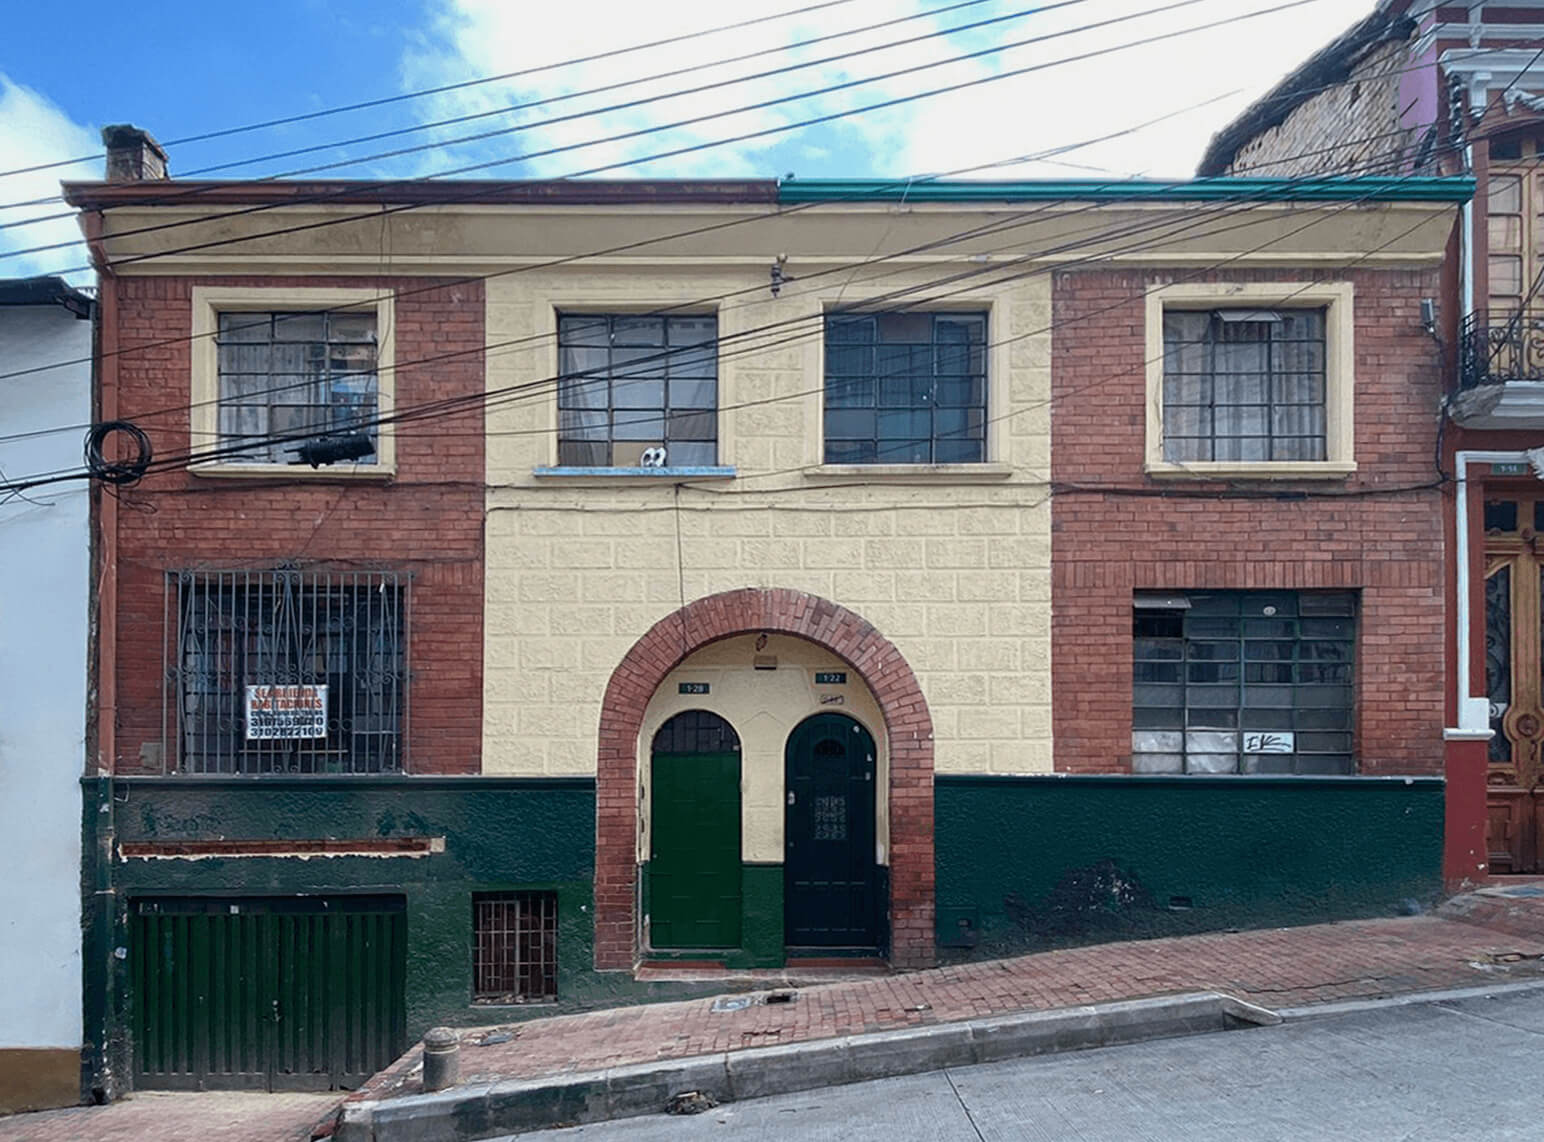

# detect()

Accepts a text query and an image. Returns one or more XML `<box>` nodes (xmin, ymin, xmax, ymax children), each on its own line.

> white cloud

<box><xmin>0</xmin><ymin>76</ymin><xmax>98</xmax><ymax>283</ymax></box>
<box><xmin>394</xmin><ymin>0</ymin><xmax>1381</xmax><ymax>184</ymax></box>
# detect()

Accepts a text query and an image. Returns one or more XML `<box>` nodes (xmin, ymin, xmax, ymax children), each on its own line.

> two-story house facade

<box><xmin>63</xmin><ymin>126</ymin><xmax>1467</xmax><ymax>1097</ymax></box>
<box><xmin>1197</xmin><ymin>0</ymin><xmax>1544</xmax><ymax>879</ymax></box>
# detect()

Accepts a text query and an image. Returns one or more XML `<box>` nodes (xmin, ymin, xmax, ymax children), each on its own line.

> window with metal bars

<box><xmin>823</xmin><ymin>311</ymin><xmax>988</xmax><ymax>464</ymax></box>
<box><xmin>169</xmin><ymin>570</ymin><xmax>406</xmax><ymax>774</ymax></box>
<box><xmin>1131</xmin><ymin>590</ymin><xmax>1356</xmax><ymax>775</ymax></box>
<box><xmin>556</xmin><ymin>314</ymin><xmax>718</xmax><ymax>467</ymax></box>
<box><xmin>472</xmin><ymin>892</ymin><xmax>558</xmax><ymax>1004</ymax></box>
<box><xmin>215</xmin><ymin>311</ymin><xmax>379</xmax><ymax>465</ymax></box>
<box><xmin>1161</xmin><ymin>309</ymin><xmax>1327</xmax><ymax>463</ymax></box>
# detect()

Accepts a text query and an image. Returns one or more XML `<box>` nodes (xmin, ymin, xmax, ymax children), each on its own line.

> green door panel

<box><xmin>649</xmin><ymin>751</ymin><xmax>742</xmax><ymax>949</ymax></box>
<box><xmin>131</xmin><ymin>896</ymin><xmax>406</xmax><ymax>1091</ymax></box>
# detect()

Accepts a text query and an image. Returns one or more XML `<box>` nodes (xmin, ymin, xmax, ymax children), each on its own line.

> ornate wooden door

<box><xmin>1485</xmin><ymin>496</ymin><xmax>1544</xmax><ymax>872</ymax></box>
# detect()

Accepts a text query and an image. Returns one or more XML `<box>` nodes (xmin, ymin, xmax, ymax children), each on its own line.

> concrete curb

<box><xmin>1275</xmin><ymin>977</ymin><xmax>1544</xmax><ymax>1022</ymax></box>
<box><xmin>333</xmin><ymin>991</ymin><xmax>1271</xmax><ymax>1142</ymax></box>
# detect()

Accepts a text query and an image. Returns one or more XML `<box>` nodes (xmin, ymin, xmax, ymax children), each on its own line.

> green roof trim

<box><xmin>776</xmin><ymin>177</ymin><xmax>1474</xmax><ymax>205</ymax></box>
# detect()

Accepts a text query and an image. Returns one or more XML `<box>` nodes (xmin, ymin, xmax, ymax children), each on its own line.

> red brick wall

<box><xmin>1051</xmin><ymin>267</ymin><xmax>1447</xmax><ymax>776</ymax></box>
<box><xmin>105</xmin><ymin>275</ymin><xmax>485</xmax><ymax>775</ymax></box>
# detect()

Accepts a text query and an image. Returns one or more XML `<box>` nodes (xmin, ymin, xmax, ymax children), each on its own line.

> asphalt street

<box><xmin>505</xmin><ymin>988</ymin><xmax>1544</xmax><ymax>1141</ymax></box>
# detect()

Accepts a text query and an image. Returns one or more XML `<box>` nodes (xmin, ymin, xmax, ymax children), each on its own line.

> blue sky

<box><xmin>0</xmin><ymin>0</ymin><xmax>1377</xmax><ymax>281</ymax></box>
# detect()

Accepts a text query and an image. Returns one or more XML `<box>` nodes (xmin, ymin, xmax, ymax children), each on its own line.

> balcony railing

<box><xmin>1460</xmin><ymin>307</ymin><xmax>1544</xmax><ymax>389</ymax></box>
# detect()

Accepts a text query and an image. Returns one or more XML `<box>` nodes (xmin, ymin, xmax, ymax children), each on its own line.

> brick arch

<box><xmin>594</xmin><ymin>588</ymin><xmax>935</xmax><ymax>970</ymax></box>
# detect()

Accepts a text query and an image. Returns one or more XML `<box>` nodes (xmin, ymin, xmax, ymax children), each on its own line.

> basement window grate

<box><xmin>473</xmin><ymin>891</ymin><xmax>558</xmax><ymax>1004</ymax></box>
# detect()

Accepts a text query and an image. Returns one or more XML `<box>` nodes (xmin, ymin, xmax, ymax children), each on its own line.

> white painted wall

<box><xmin>0</xmin><ymin>300</ymin><xmax>90</xmax><ymax>1051</ymax></box>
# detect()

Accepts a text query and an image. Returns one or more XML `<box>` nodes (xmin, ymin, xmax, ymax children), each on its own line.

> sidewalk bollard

<box><xmin>422</xmin><ymin>1027</ymin><xmax>460</xmax><ymax>1092</ymax></box>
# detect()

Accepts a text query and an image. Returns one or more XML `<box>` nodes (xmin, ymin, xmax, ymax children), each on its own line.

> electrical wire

<box><xmin>0</xmin><ymin>134</ymin><xmax>1475</xmax><ymax>488</ymax></box>
<box><xmin>0</xmin><ymin>0</ymin><xmax>876</xmax><ymax>181</ymax></box>
<box><xmin>36</xmin><ymin>156</ymin><xmax>1473</xmax><ymax>492</ymax></box>
<box><xmin>0</xmin><ymin>0</ymin><xmax>1080</xmax><ymax>231</ymax></box>
<box><xmin>0</xmin><ymin>57</ymin><xmax>1494</xmax><ymax>478</ymax></box>
<box><xmin>0</xmin><ymin>82</ymin><xmax>1286</xmax><ymax>392</ymax></box>
<box><xmin>1</xmin><ymin>62</ymin><xmax>1473</xmax><ymax>406</ymax></box>
<box><xmin>28</xmin><ymin>0</ymin><xmax>1328</xmax><ymax>277</ymax></box>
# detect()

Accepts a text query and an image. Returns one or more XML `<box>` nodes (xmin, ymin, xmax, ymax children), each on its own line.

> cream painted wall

<box><xmin>482</xmin><ymin>240</ymin><xmax>1054</xmax><ymax>779</ymax></box>
<box><xmin>638</xmin><ymin>634</ymin><xmax>888</xmax><ymax>865</ymax></box>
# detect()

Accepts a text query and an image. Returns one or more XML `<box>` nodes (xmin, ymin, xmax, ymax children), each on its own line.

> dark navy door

<box><xmin>784</xmin><ymin>713</ymin><xmax>879</xmax><ymax>949</ymax></box>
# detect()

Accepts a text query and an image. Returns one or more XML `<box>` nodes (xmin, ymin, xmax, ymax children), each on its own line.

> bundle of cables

<box><xmin>84</xmin><ymin>420</ymin><xmax>153</xmax><ymax>486</ymax></box>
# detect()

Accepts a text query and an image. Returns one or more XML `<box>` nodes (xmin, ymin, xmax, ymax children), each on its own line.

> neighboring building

<box><xmin>64</xmin><ymin>127</ymin><xmax>1467</xmax><ymax>1095</ymax></box>
<box><xmin>0</xmin><ymin>276</ymin><xmax>93</xmax><ymax>1110</ymax></box>
<box><xmin>1198</xmin><ymin>0</ymin><xmax>1544</xmax><ymax>879</ymax></box>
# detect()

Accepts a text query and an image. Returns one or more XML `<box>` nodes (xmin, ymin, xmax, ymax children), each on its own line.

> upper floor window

<box><xmin>1146</xmin><ymin>283</ymin><xmax>1354</xmax><ymax>478</ymax></box>
<box><xmin>170</xmin><ymin>569</ymin><xmax>406</xmax><ymax>775</ymax></box>
<box><xmin>556</xmin><ymin>314</ymin><xmax>718</xmax><ymax>467</ymax></box>
<box><xmin>823</xmin><ymin>312</ymin><xmax>987</xmax><ymax>464</ymax></box>
<box><xmin>191</xmin><ymin>287</ymin><xmax>396</xmax><ymax>476</ymax></box>
<box><xmin>1486</xmin><ymin>132</ymin><xmax>1544</xmax><ymax>321</ymax></box>
<box><xmin>216</xmin><ymin>312</ymin><xmax>379</xmax><ymax>465</ymax></box>
<box><xmin>1161</xmin><ymin>308</ymin><xmax>1327</xmax><ymax>463</ymax></box>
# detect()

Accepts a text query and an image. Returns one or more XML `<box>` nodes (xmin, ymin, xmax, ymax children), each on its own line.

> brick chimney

<box><xmin>101</xmin><ymin>124</ymin><xmax>168</xmax><ymax>182</ymax></box>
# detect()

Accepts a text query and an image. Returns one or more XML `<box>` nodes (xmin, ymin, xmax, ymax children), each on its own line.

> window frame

<box><xmin>819</xmin><ymin>306</ymin><xmax>993</xmax><ymax>468</ymax></box>
<box><xmin>1131</xmin><ymin>589</ymin><xmax>1358</xmax><ymax>776</ymax></box>
<box><xmin>190</xmin><ymin>287</ymin><xmax>396</xmax><ymax>478</ymax></box>
<box><xmin>472</xmin><ymin>890</ymin><xmax>559</xmax><ymax>1005</ymax></box>
<box><xmin>1145</xmin><ymin>282</ymin><xmax>1355</xmax><ymax>479</ymax></box>
<box><xmin>553</xmin><ymin>311</ymin><xmax>721</xmax><ymax>469</ymax></box>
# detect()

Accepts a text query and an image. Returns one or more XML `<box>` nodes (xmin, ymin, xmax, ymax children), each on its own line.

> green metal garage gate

<box><xmin>131</xmin><ymin>896</ymin><xmax>407</xmax><ymax>1091</ymax></box>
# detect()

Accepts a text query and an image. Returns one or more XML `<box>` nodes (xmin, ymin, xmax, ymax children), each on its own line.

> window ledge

<box><xmin>1144</xmin><ymin>460</ymin><xmax>1357</xmax><ymax>481</ymax></box>
<box><xmin>188</xmin><ymin>461</ymin><xmax>395</xmax><ymax>480</ymax></box>
<box><xmin>804</xmin><ymin>462</ymin><xmax>1015</xmax><ymax>482</ymax></box>
<box><xmin>531</xmin><ymin>465</ymin><xmax>737</xmax><ymax>481</ymax></box>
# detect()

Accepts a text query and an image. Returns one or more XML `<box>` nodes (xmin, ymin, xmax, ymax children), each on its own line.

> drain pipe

<box><xmin>1452</xmin><ymin>449</ymin><xmax>1537</xmax><ymax>731</ymax></box>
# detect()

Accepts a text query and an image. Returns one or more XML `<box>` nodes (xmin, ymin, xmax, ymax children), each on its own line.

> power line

<box><xmin>0</xmin><ymin>94</ymin><xmax>1241</xmax><ymax>410</ymax></box>
<box><xmin>0</xmin><ymin>108</ymin><xmax>1466</xmax><ymax>464</ymax></box>
<box><xmin>0</xmin><ymin>0</ymin><xmax>874</xmax><ymax>181</ymax></box>
<box><xmin>68</xmin><ymin>157</ymin><xmax>1473</xmax><ymax>489</ymax></box>
<box><xmin>10</xmin><ymin>0</ymin><xmax>1360</xmax><ymax>387</ymax></box>
<box><xmin>34</xmin><ymin>0</ymin><xmax>1327</xmax><ymax>278</ymax></box>
<box><xmin>0</xmin><ymin>0</ymin><xmax>1056</xmax><ymax>227</ymax></box>
<box><xmin>4</xmin><ymin>30</ymin><xmax>1499</xmax><ymax>234</ymax></box>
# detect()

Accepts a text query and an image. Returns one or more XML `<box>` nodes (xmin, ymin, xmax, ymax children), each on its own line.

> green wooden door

<box><xmin>131</xmin><ymin>896</ymin><xmax>406</xmax><ymax>1091</ymax></box>
<box><xmin>785</xmin><ymin>713</ymin><xmax>880</xmax><ymax>949</ymax></box>
<box><xmin>649</xmin><ymin>750</ymin><xmax>743</xmax><ymax>949</ymax></box>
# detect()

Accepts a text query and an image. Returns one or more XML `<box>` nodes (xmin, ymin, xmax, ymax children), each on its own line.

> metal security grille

<box><xmin>216</xmin><ymin>311</ymin><xmax>378</xmax><ymax>465</ymax></box>
<box><xmin>169</xmin><ymin>570</ymin><xmax>406</xmax><ymax>774</ymax></box>
<box><xmin>1132</xmin><ymin>591</ymin><xmax>1356</xmax><ymax>775</ymax></box>
<box><xmin>472</xmin><ymin>892</ymin><xmax>558</xmax><ymax>1004</ymax></box>
<box><xmin>824</xmin><ymin>312</ymin><xmax>987</xmax><ymax>464</ymax></box>
<box><xmin>652</xmin><ymin>710</ymin><xmax>741</xmax><ymax>753</ymax></box>
<box><xmin>1162</xmin><ymin>309</ymin><xmax>1327</xmax><ymax>462</ymax></box>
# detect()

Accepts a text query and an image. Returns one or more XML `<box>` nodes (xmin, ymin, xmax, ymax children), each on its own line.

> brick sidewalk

<box><xmin>11</xmin><ymin>890</ymin><xmax>1544</xmax><ymax>1141</ymax></box>
<box><xmin>0</xmin><ymin>1091</ymin><xmax>339</xmax><ymax>1142</ymax></box>
<box><xmin>357</xmin><ymin>892</ymin><xmax>1544</xmax><ymax>1103</ymax></box>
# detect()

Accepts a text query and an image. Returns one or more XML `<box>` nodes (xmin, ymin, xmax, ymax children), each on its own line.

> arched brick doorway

<box><xmin>594</xmin><ymin>588</ymin><xmax>934</xmax><ymax>970</ymax></box>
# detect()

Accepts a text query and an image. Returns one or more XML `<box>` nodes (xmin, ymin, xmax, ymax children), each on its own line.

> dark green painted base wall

<box><xmin>935</xmin><ymin>775</ymin><xmax>1445</xmax><ymax>957</ymax></box>
<box><xmin>83</xmin><ymin>776</ymin><xmax>767</xmax><ymax>1097</ymax></box>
